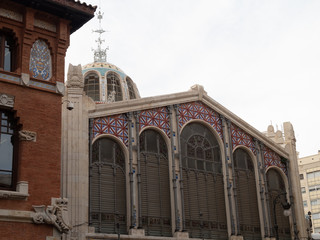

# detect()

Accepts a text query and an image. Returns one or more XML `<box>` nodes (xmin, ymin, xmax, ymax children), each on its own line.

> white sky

<box><xmin>65</xmin><ymin>0</ymin><xmax>320</xmax><ymax>158</ymax></box>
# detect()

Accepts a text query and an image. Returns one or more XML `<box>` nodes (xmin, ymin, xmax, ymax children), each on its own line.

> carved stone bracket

<box><xmin>0</xmin><ymin>93</ymin><xmax>14</xmax><ymax>108</ymax></box>
<box><xmin>32</xmin><ymin>198</ymin><xmax>71</xmax><ymax>233</ymax></box>
<box><xmin>19</xmin><ymin>130</ymin><xmax>37</xmax><ymax>142</ymax></box>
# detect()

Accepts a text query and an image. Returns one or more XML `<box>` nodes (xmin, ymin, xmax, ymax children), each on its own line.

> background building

<box><xmin>61</xmin><ymin>10</ymin><xmax>307</xmax><ymax>240</ymax></box>
<box><xmin>298</xmin><ymin>151</ymin><xmax>320</xmax><ymax>234</ymax></box>
<box><xmin>0</xmin><ymin>0</ymin><xmax>95</xmax><ymax>239</ymax></box>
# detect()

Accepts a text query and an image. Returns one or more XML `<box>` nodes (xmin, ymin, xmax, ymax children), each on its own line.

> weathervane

<box><xmin>92</xmin><ymin>5</ymin><xmax>108</xmax><ymax>62</ymax></box>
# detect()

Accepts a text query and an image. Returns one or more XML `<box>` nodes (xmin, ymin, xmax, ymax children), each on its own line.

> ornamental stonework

<box><xmin>34</xmin><ymin>19</ymin><xmax>57</xmax><ymax>32</ymax></box>
<box><xmin>19</xmin><ymin>130</ymin><xmax>37</xmax><ymax>142</ymax></box>
<box><xmin>0</xmin><ymin>93</ymin><xmax>14</xmax><ymax>108</ymax></box>
<box><xmin>0</xmin><ymin>8</ymin><xmax>22</xmax><ymax>22</ymax></box>
<box><xmin>29</xmin><ymin>40</ymin><xmax>52</xmax><ymax>81</ymax></box>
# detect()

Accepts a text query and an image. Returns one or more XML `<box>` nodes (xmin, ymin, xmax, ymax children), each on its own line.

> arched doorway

<box><xmin>180</xmin><ymin>122</ymin><xmax>228</xmax><ymax>239</ymax></box>
<box><xmin>140</xmin><ymin>129</ymin><xmax>172</xmax><ymax>236</ymax></box>
<box><xmin>89</xmin><ymin>137</ymin><xmax>127</xmax><ymax>234</ymax></box>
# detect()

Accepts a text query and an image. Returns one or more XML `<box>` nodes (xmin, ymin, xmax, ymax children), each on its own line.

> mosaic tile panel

<box><xmin>29</xmin><ymin>40</ymin><xmax>52</xmax><ymax>81</ymax></box>
<box><xmin>231</xmin><ymin>123</ymin><xmax>257</xmax><ymax>155</ymax></box>
<box><xmin>178</xmin><ymin>102</ymin><xmax>223</xmax><ymax>139</ymax></box>
<box><xmin>263</xmin><ymin>146</ymin><xmax>287</xmax><ymax>174</ymax></box>
<box><xmin>139</xmin><ymin>107</ymin><xmax>170</xmax><ymax>137</ymax></box>
<box><xmin>93</xmin><ymin>114</ymin><xmax>128</xmax><ymax>146</ymax></box>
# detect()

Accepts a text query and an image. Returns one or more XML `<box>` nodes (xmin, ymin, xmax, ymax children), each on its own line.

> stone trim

<box><xmin>0</xmin><ymin>181</ymin><xmax>29</xmax><ymax>200</ymax></box>
<box><xmin>0</xmin><ymin>8</ymin><xmax>23</xmax><ymax>22</ymax></box>
<box><xmin>0</xmin><ymin>93</ymin><xmax>14</xmax><ymax>108</ymax></box>
<box><xmin>0</xmin><ymin>209</ymin><xmax>33</xmax><ymax>223</ymax></box>
<box><xmin>34</xmin><ymin>19</ymin><xmax>57</xmax><ymax>32</ymax></box>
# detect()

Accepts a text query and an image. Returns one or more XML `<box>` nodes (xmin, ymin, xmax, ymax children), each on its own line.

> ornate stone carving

<box><xmin>0</xmin><ymin>8</ymin><xmax>23</xmax><ymax>22</ymax></box>
<box><xmin>0</xmin><ymin>93</ymin><xmax>14</xmax><ymax>108</ymax></box>
<box><xmin>21</xmin><ymin>73</ymin><xmax>30</xmax><ymax>86</ymax></box>
<box><xmin>34</xmin><ymin>19</ymin><xmax>57</xmax><ymax>32</ymax></box>
<box><xmin>19</xmin><ymin>130</ymin><xmax>37</xmax><ymax>142</ymax></box>
<box><xmin>32</xmin><ymin>198</ymin><xmax>71</xmax><ymax>233</ymax></box>
<box><xmin>67</xmin><ymin>64</ymin><xmax>84</xmax><ymax>88</ymax></box>
<box><xmin>56</xmin><ymin>82</ymin><xmax>65</xmax><ymax>95</ymax></box>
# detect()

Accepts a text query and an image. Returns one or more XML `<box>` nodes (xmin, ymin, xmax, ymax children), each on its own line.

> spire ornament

<box><xmin>92</xmin><ymin>7</ymin><xmax>108</xmax><ymax>62</ymax></box>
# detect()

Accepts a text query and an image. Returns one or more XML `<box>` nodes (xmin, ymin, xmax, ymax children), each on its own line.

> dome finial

<box><xmin>92</xmin><ymin>2</ymin><xmax>108</xmax><ymax>62</ymax></box>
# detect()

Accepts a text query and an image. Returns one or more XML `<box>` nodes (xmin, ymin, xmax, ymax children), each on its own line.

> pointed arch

<box><xmin>180</xmin><ymin>121</ymin><xmax>228</xmax><ymax>239</ymax></box>
<box><xmin>139</xmin><ymin>128</ymin><xmax>172</xmax><ymax>237</ymax></box>
<box><xmin>89</xmin><ymin>136</ymin><xmax>127</xmax><ymax>234</ymax></box>
<box><xmin>233</xmin><ymin>146</ymin><xmax>262</xmax><ymax>239</ymax></box>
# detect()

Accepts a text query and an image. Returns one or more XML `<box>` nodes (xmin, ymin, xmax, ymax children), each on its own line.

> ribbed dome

<box><xmin>82</xmin><ymin>61</ymin><xmax>140</xmax><ymax>103</ymax></box>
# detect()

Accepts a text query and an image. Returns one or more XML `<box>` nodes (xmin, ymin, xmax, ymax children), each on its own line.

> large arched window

<box><xmin>90</xmin><ymin>138</ymin><xmax>127</xmax><ymax>234</ymax></box>
<box><xmin>84</xmin><ymin>73</ymin><xmax>100</xmax><ymax>101</ymax></box>
<box><xmin>267</xmin><ymin>168</ymin><xmax>291</xmax><ymax>240</ymax></box>
<box><xmin>140</xmin><ymin>129</ymin><xmax>172</xmax><ymax>237</ymax></box>
<box><xmin>107</xmin><ymin>72</ymin><xmax>122</xmax><ymax>102</ymax></box>
<box><xmin>180</xmin><ymin>122</ymin><xmax>227</xmax><ymax>239</ymax></box>
<box><xmin>0</xmin><ymin>30</ymin><xmax>17</xmax><ymax>72</ymax></box>
<box><xmin>126</xmin><ymin>77</ymin><xmax>136</xmax><ymax>99</ymax></box>
<box><xmin>0</xmin><ymin>109</ymin><xmax>19</xmax><ymax>190</ymax></box>
<box><xmin>233</xmin><ymin>148</ymin><xmax>262</xmax><ymax>239</ymax></box>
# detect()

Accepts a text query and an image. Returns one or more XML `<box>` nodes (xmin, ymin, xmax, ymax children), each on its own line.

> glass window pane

<box><xmin>315</xmin><ymin>171</ymin><xmax>320</xmax><ymax>178</ymax></box>
<box><xmin>197</xmin><ymin>160</ymin><xmax>204</xmax><ymax>170</ymax></box>
<box><xmin>307</xmin><ymin>172</ymin><xmax>314</xmax><ymax>179</ymax></box>
<box><xmin>0</xmin><ymin>171</ymin><xmax>12</xmax><ymax>186</ymax></box>
<box><xmin>0</xmin><ymin>134</ymin><xmax>13</xmax><ymax>170</ymax></box>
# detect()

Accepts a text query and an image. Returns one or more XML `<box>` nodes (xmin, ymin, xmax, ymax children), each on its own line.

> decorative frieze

<box><xmin>0</xmin><ymin>93</ymin><xmax>14</xmax><ymax>108</ymax></box>
<box><xmin>32</xmin><ymin>198</ymin><xmax>71</xmax><ymax>233</ymax></box>
<box><xmin>0</xmin><ymin>8</ymin><xmax>22</xmax><ymax>22</ymax></box>
<box><xmin>19</xmin><ymin>130</ymin><xmax>37</xmax><ymax>142</ymax></box>
<box><xmin>34</xmin><ymin>19</ymin><xmax>57</xmax><ymax>32</ymax></box>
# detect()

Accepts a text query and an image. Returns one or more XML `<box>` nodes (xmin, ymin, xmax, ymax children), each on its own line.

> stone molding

<box><xmin>0</xmin><ymin>209</ymin><xmax>33</xmax><ymax>223</ymax></box>
<box><xmin>0</xmin><ymin>181</ymin><xmax>29</xmax><ymax>200</ymax></box>
<box><xmin>0</xmin><ymin>93</ymin><xmax>14</xmax><ymax>108</ymax></box>
<box><xmin>32</xmin><ymin>198</ymin><xmax>71</xmax><ymax>233</ymax></box>
<box><xmin>19</xmin><ymin>130</ymin><xmax>37</xmax><ymax>142</ymax></box>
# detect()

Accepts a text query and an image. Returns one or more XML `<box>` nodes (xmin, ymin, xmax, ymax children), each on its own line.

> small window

<box><xmin>303</xmin><ymin>201</ymin><xmax>307</xmax><ymax>207</ymax></box>
<box><xmin>301</xmin><ymin>187</ymin><xmax>306</xmax><ymax>193</ymax></box>
<box><xmin>0</xmin><ymin>109</ymin><xmax>18</xmax><ymax>190</ymax></box>
<box><xmin>0</xmin><ymin>30</ymin><xmax>17</xmax><ymax>72</ymax></box>
<box><xmin>300</xmin><ymin>174</ymin><xmax>304</xmax><ymax>180</ymax></box>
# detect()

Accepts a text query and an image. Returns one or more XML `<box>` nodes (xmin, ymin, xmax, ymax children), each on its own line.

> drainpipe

<box><xmin>88</xmin><ymin>118</ymin><xmax>93</xmax><ymax>226</ymax></box>
<box><xmin>174</xmin><ymin>104</ymin><xmax>185</xmax><ymax>231</ymax></box>
<box><xmin>226</xmin><ymin>120</ymin><xmax>240</xmax><ymax>235</ymax></box>
<box><xmin>134</xmin><ymin>111</ymin><xmax>142</xmax><ymax>228</ymax></box>
<box><xmin>128</xmin><ymin>112</ymin><xmax>134</xmax><ymax>228</ymax></box>
<box><xmin>260</xmin><ymin>143</ymin><xmax>273</xmax><ymax>237</ymax></box>
<box><xmin>221</xmin><ymin>116</ymin><xmax>235</xmax><ymax>235</ymax></box>
<box><xmin>255</xmin><ymin>139</ymin><xmax>268</xmax><ymax>237</ymax></box>
<box><xmin>168</xmin><ymin>105</ymin><xmax>179</xmax><ymax>232</ymax></box>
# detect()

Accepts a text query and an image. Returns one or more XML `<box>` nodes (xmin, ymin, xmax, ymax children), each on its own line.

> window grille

<box><xmin>180</xmin><ymin>123</ymin><xmax>227</xmax><ymax>239</ymax></box>
<box><xmin>107</xmin><ymin>72</ymin><xmax>122</xmax><ymax>102</ymax></box>
<box><xmin>139</xmin><ymin>130</ymin><xmax>172</xmax><ymax>237</ymax></box>
<box><xmin>89</xmin><ymin>138</ymin><xmax>127</xmax><ymax>234</ymax></box>
<box><xmin>233</xmin><ymin>148</ymin><xmax>262</xmax><ymax>240</ymax></box>
<box><xmin>84</xmin><ymin>73</ymin><xmax>100</xmax><ymax>101</ymax></box>
<box><xmin>126</xmin><ymin>77</ymin><xmax>136</xmax><ymax>99</ymax></box>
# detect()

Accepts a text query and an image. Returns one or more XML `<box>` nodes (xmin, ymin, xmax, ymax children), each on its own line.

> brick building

<box><xmin>0</xmin><ymin>1</ymin><xmax>95</xmax><ymax>239</ymax></box>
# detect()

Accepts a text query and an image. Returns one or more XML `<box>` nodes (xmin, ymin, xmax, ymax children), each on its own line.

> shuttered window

<box><xmin>181</xmin><ymin>123</ymin><xmax>227</xmax><ymax>240</ymax></box>
<box><xmin>234</xmin><ymin>148</ymin><xmax>262</xmax><ymax>240</ymax></box>
<box><xmin>140</xmin><ymin>130</ymin><xmax>172</xmax><ymax>237</ymax></box>
<box><xmin>89</xmin><ymin>138</ymin><xmax>127</xmax><ymax>234</ymax></box>
<box><xmin>267</xmin><ymin>169</ymin><xmax>291</xmax><ymax>240</ymax></box>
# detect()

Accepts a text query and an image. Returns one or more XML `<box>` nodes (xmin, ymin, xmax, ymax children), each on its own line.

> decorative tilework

<box><xmin>263</xmin><ymin>146</ymin><xmax>287</xmax><ymax>174</ymax></box>
<box><xmin>29</xmin><ymin>40</ymin><xmax>52</xmax><ymax>81</ymax></box>
<box><xmin>29</xmin><ymin>80</ymin><xmax>56</xmax><ymax>91</ymax></box>
<box><xmin>93</xmin><ymin>114</ymin><xmax>128</xmax><ymax>146</ymax></box>
<box><xmin>231</xmin><ymin>123</ymin><xmax>257</xmax><ymax>155</ymax></box>
<box><xmin>139</xmin><ymin>107</ymin><xmax>170</xmax><ymax>138</ymax></box>
<box><xmin>178</xmin><ymin>102</ymin><xmax>223</xmax><ymax>139</ymax></box>
<box><xmin>0</xmin><ymin>73</ymin><xmax>20</xmax><ymax>83</ymax></box>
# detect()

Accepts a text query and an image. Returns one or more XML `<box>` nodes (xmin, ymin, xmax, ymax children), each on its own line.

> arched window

<box><xmin>180</xmin><ymin>123</ymin><xmax>227</xmax><ymax>239</ymax></box>
<box><xmin>267</xmin><ymin>168</ymin><xmax>291</xmax><ymax>240</ymax></box>
<box><xmin>126</xmin><ymin>77</ymin><xmax>136</xmax><ymax>99</ymax></box>
<box><xmin>233</xmin><ymin>148</ymin><xmax>262</xmax><ymax>239</ymax></box>
<box><xmin>90</xmin><ymin>138</ymin><xmax>127</xmax><ymax>234</ymax></box>
<box><xmin>29</xmin><ymin>39</ymin><xmax>52</xmax><ymax>81</ymax></box>
<box><xmin>140</xmin><ymin>129</ymin><xmax>172</xmax><ymax>237</ymax></box>
<box><xmin>84</xmin><ymin>73</ymin><xmax>100</xmax><ymax>101</ymax></box>
<box><xmin>0</xmin><ymin>109</ymin><xmax>19</xmax><ymax>190</ymax></box>
<box><xmin>0</xmin><ymin>30</ymin><xmax>17</xmax><ymax>72</ymax></box>
<box><xmin>107</xmin><ymin>72</ymin><xmax>122</xmax><ymax>102</ymax></box>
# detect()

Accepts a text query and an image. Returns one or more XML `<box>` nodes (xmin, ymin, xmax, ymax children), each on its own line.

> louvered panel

<box><xmin>182</xmin><ymin>170</ymin><xmax>191</xmax><ymax>219</ymax></box>
<box><xmin>116</xmin><ymin>167</ymin><xmax>127</xmax><ymax>234</ymax></box>
<box><xmin>101</xmin><ymin>166</ymin><xmax>115</xmax><ymax>213</ymax></box>
<box><xmin>90</xmin><ymin>165</ymin><xmax>101</xmax><ymax>213</ymax></box>
<box><xmin>215</xmin><ymin>175</ymin><xmax>227</xmax><ymax>225</ymax></box>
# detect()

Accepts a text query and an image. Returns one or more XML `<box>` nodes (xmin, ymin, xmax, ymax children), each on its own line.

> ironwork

<box><xmin>89</xmin><ymin>138</ymin><xmax>127</xmax><ymax>234</ymax></box>
<box><xmin>139</xmin><ymin>129</ymin><xmax>172</xmax><ymax>237</ymax></box>
<box><xmin>180</xmin><ymin>122</ymin><xmax>228</xmax><ymax>239</ymax></box>
<box><xmin>84</xmin><ymin>73</ymin><xmax>100</xmax><ymax>101</ymax></box>
<box><xmin>92</xmin><ymin>7</ymin><xmax>108</xmax><ymax>62</ymax></box>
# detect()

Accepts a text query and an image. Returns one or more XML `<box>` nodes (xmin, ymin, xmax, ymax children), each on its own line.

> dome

<box><xmin>82</xmin><ymin>61</ymin><xmax>140</xmax><ymax>103</ymax></box>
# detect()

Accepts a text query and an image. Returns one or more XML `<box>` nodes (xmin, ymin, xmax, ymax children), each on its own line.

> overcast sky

<box><xmin>65</xmin><ymin>0</ymin><xmax>320</xmax><ymax>158</ymax></box>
